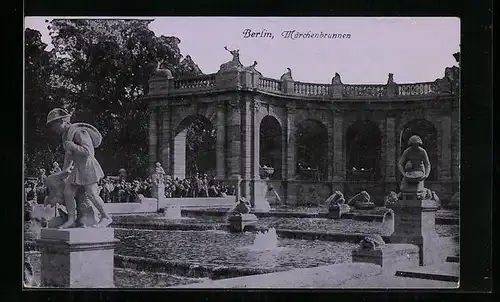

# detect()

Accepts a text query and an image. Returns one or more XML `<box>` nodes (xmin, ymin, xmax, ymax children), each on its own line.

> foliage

<box><xmin>185</xmin><ymin>119</ymin><xmax>216</xmax><ymax>177</ymax></box>
<box><xmin>25</xmin><ymin>19</ymin><xmax>203</xmax><ymax>178</ymax></box>
<box><xmin>24</xmin><ymin>28</ymin><xmax>65</xmax><ymax>175</ymax></box>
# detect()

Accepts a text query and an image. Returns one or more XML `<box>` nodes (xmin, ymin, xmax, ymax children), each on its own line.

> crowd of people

<box><xmin>24</xmin><ymin>165</ymin><xmax>234</xmax><ymax>205</ymax></box>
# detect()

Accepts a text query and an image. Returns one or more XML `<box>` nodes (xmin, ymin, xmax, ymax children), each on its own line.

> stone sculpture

<box><xmin>326</xmin><ymin>191</ymin><xmax>351</xmax><ymax>219</ymax></box>
<box><xmin>219</xmin><ymin>46</ymin><xmax>243</xmax><ymax>72</ymax></box>
<box><xmin>154</xmin><ymin>60</ymin><xmax>173</xmax><ymax>79</ymax></box>
<box><xmin>50</xmin><ymin>162</ymin><xmax>62</xmax><ymax>174</ymax></box>
<box><xmin>397</xmin><ymin>135</ymin><xmax>431</xmax><ymax>195</ymax></box>
<box><xmin>347</xmin><ymin>191</ymin><xmax>376</xmax><ymax>209</ymax></box>
<box><xmin>46</xmin><ymin>108</ymin><xmax>112</xmax><ymax>229</ymax></box>
<box><xmin>387</xmin><ymin>73</ymin><xmax>395</xmax><ymax>84</ymax></box>
<box><xmin>231</xmin><ymin>197</ymin><xmax>252</xmax><ymax>215</ymax></box>
<box><xmin>359</xmin><ymin>234</ymin><xmax>386</xmax><ymax>251</ymax></box>
<box><xmin>280</xmin><ymin>68</ymin><xmax>293</xmax><ymax>81</ymax></box>
<box><xmin>152</xmin><ymin>162</ymin><xmax>166</xmax><ymax>184</ymax></box>
<box><xmin>332</xmin><ymin>72</ymin><xmax>342</xmax><ymax>84</ymax></box>
<box><xmin>383</xmin><ymin>191</ymin><xmax>398</xmax><ymax>207</ymax></box>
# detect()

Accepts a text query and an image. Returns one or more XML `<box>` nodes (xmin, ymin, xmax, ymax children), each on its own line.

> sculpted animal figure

<box><xmin>359</xmin><ymin>234</ymin><xmax>386</xmax><ymax>251</ymax></box>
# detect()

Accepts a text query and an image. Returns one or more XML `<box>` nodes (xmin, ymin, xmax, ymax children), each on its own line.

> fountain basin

<box><xmin>114</xmin><ymin>228</ymin><xmax>356</xmax><ymax>271</ymax></box>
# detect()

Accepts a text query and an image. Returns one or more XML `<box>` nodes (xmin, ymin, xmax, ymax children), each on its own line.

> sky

<box><xmin>24</xmin><ymin>17</ymin><xmax>460</xmax><ymax>84</ymax></box>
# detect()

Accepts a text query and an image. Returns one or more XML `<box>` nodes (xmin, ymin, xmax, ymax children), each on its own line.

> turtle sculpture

<box><xmin>359</xmin><ymin>234</ymin><xmax>386</xmax><ymax>251</ymax></box>
<box><xmin>347</xmin><ymin>191</ymin><xmax>376</xmax><ymax>210</ymax></box>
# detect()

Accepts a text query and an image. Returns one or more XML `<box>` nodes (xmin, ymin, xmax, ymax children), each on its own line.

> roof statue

<box><xmin>280</xmin><ymin>68</ymin><xmax>293</xmax><ymax>81</ymax></box>
<box><xmin>154</xmin><ymin>60</ymin><xmax>173</xmax><ymax>79</ymax></box>
<box><xmin>219</xmin><ymin>46</ymin><xmax>244</xmax><ymax>73</ymax></box>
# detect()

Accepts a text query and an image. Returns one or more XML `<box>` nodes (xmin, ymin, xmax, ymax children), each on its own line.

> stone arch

<box><xmin>259</xmin><ymin>115</ymin><xmax>282</xmax><ymax>180</ymax></box>
<box><xmin>346</xmin><ymin>120</ymin><xmax>382</xmax><ymax>181</ymax></box>
<box><xmin>399</xmin><ymin>119</ymin><xmax>438</xmax><ymax>181</ymax></box>
<box><xmin>173</xmin><ymin>114</ymin><xmax>216</xmax><ymax>180</ymax></box>
<box><xmin>295</xmin><ymin>119</ymin><xmax>328</xmax><ymax>180</ymax></box>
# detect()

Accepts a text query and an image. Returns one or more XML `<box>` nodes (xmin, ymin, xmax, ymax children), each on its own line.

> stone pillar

<box><xmin>327</xmin><ymin>112</ymin><xmax>335</xmax><ymax>181</ymax></box>
<box><xmin>385</xmin><ymin>114</ymin><xmax>397</xmax><ymax>191</ymax></box>
<box><xmin>160</xmin><ymin>106</ymin><xmax>171</xmax><ymax>175</ymax></box>
<box><xmin>332</xmin><ymin>112</ymin><xmax>345</xmax><ymax>181</ymax></box>
<box><xmin>451</xmin><ymin>107</ymin><xmax>460</xmax><ymax>183</ymax></box>
<box><xmin>173</xmin><ymin>129</ymin><xmax>187</xmax><ymax>179</ymax></box>
<box><xmin>286</xmin><ymin>105</ymin><xmax>296</xmax><ymax>180</ymax></box>
<box><xmin>37</xmin><ymin>228</ymin><xmax>118</xmax><ymax>288</ymax></box>
<box><xmin>440</xmin><ymin>115</ymin><xmax>452</xmax><ymax>181</ymax></box>
<box><xmin>241</xmin><ymin>97</ymin><xmax>253</xmax><ymax>199</ymax></box>
<box><xmin>148</xmin><ymin>107</ymin><xmax>158</xmax><ymax>174</ymax></box>
<box><xmin>389</xmin><ymin>195</ymin><xmax>441</xmax><ymax>266</ymax></box>
<box><xmin>285</xmin><ymin>104</ymin><xmax>297</xmax><ymax>205</ymax></box>
<box><xmin>215</xmin><ymin>101</ymin><xmax>226</xmax><ymax>180</ymax></box>
<box><xmin>227</xmin><ymin>98</ymin><xmax>242</xmax><ymax>177</ymax></box>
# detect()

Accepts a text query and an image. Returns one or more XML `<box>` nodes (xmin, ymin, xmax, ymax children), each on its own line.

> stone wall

<box><xmin>147</xmin><ymin>65</ymin><xmax>460</xmax><ymax>206</ymax></box>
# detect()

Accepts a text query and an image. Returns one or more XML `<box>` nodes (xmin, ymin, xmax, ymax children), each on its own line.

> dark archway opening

<box><xmin>400</xmin><ymin>119</ymin><xmax>438</xmax><ymax>181</ymax></box>
<box><xmin>174</xmin><ymin>115</ymin><xmax>216</xmax><ymax>179</ymax></box>
<box><xmin>296</xmin><ymin>119</ymin><xmax>328</xmax><ymax>181</ymax></box>
<box><xmin>346</xmin><ymin>120</ymin><xmax>382</xmax><ymax>181</ymax></box>
<box><xmin>259</xmin><ymin>116</ymin><xmax>282</xmax><ymax>180</ymax></box>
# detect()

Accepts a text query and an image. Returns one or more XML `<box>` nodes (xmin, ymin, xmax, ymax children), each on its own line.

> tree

<box><xmin>24</xmin><ymin>28</ymin><xmax>64</xmax><ymax>175</ymax></box>
<box><xmin>44</xmin><ymin>19</ymin><xmax>203</xmax><ymax>178</ymax></box>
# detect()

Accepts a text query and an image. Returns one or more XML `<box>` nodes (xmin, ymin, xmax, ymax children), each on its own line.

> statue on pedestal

<box><xmin>219</xmin><ymin>46</ymin><xmax>243</xmax><ymax>72</ymax></box>
<box><xmin>398</xmin><ymin>135</ymin><xmax>431</xmax><ymax>195</ymax></box>
<box><xmin>46</xmin><ymin>108</ymin><xmax>112</xmax><ymax>229</ymax></box>
<box><xmin>231</xmin><ymin>197</ymin><xmax>252</xmax><ymax>215</ymax></box>
<box><xmin>151</xmin><ymin>162</ymin><xmax>166</xmax><ymax>184</ymax></box>
<box><xmin>332</xmin><ymin>72</ymin><xmax>342</xmax><ymax>84</ymax></box>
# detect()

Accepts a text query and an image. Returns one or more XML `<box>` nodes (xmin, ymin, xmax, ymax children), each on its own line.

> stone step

<box><xmin>395</xmin><ymin>263</ymin><xmax>459</xmax><ymax>283</ymax></box>
<box><xmin>446</xmin><ymin>256</ymin><xmax>460</xmax><ymax>263</ymax></box>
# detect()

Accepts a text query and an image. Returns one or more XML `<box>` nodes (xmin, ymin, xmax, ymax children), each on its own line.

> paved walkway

<box><xmin>175</xmin><ymin>262</ymin><xmax>458</xmax><ymax>289</ymax></box>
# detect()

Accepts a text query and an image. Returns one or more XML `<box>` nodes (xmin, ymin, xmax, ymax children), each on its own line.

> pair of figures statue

<box><xmin>42</xmin><ymin>108</ymin><xmax>112</xmax><ymax>229</ymax></box>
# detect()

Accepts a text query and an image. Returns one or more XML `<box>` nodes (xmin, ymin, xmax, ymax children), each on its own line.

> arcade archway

<box><xmin>173</xmin><ymin>115</ymin><xmax>216</xmax><ymax>179</ymax></box>
<box><xmin>296</xmin><ymin>119</ymin><xmax>328</xmax><ymax>180</ymax></box>
<box><xmin>259</xmin><ymin>116</ymin><xmax>282</xmax><ymax>180</ymax></box>
<box><xmin>400</xmin><ymin>119</ymin><xmax>438</xmax><ymax>181</ymax></box>
<box><xmin>346</xmin><ymin>120</ymin><xmax>382</xmax><ymax>181</ymax></box>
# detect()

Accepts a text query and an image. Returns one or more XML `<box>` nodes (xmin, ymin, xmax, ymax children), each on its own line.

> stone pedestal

<box><xmin>352</xmin><ymin>244</ymin><xmax>419</xmax><ymax>271</ymax></box>
<box><xmin>36</xmin><ymin>228</ymin><xmax>118</xmax><ymax>288</ymax></box>
<box><xmin>253</xmin><ymin>180</ymin><xmax>271</xmax><ymax>213</ymax></box>
<box><xmin>380</xmin><ymin>208</ymin><xmax>395</xmax><ymax>236</ymax></box>
<box><xmin>151</xmin><ymin>183</ymin><xmax>165</xmax><ymax>199</ymax></box>
<box><xmin>389</xmin><ymin>193</ymin><xmax>440</xmax><ymax>266</ymax></box>
<box><xmin>327</xmin><ymin>204</ymin><xmax>350</xmax><ymax>219</ymax></box>
<box><xmin>228</xmin><ymin>214</ymin><xmax>258</xmax><ymax>232</ymax></box>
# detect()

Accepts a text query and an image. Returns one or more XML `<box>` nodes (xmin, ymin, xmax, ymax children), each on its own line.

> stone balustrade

<box><xmin>148</xmin><ymin>71</ymin><xmax>455</xmax><ymax>99</ymax></box>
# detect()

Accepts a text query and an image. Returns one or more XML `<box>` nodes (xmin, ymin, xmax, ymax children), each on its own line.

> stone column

<box><xmin>215</xmin><ymin>101</ymin><xmax>226</xmax><ymax>180</ymax></box>
<box><xmin>285</xmin><ymin>104</ymin><xmax>297</xmax><ymax>205</ymax></box>
<box><xmin>440</xmin><ymin>115</ymin><xmax>452</xmax><ymax>181</ymax></box>
<box><xmin>241</xmin><ymin>96</ymin><xmax>253</xmax><ymax>199</ymax></box>
<box><xmin>173</xmin><ymin>129</ymin><xmax>187</xmax><ymax>179</ymax></box>
<box><xmin>160</xmin><ymin>106</ymin><xmax>171</xmax><ymax>175</ymax></box>
<box><xmin>37</xmin><ymin>228</ymin><xmax>118</xmax><ymax>288</ymax></box>
<box><xmin>385</xmin><ymin>113</ymin><xmax>397</xmax><ymax>189</ymax></box>
<box><xmin>148</xmin><ymin>106</ymin><xmax>158</xmax><ymax>174</ymax></box>
<box><xmin>332</xmin><ymin>112</ymin><xmax>345</xmax><ymax>181</ymax></box>
<box><xmin>286</xmin><ymin>105</ymin><xmax>297</xmax><ymax>180</ymax></box>
<box><xmin>327</xmin><ymin>111</ymin><xmax>335</xmax><ymax>181</ymax></box>
<box><xmin>226</xmin><ymin>97</ymin><xmax>242</xmax><ymax>178</ymax></box>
